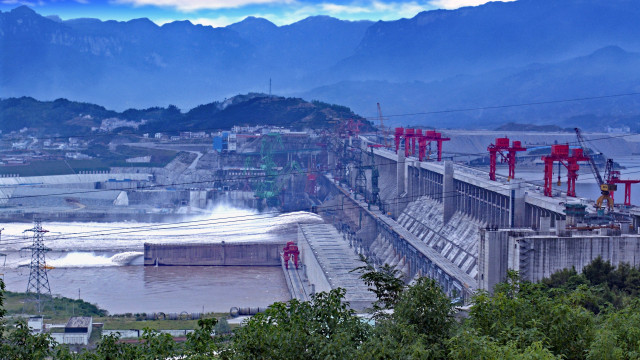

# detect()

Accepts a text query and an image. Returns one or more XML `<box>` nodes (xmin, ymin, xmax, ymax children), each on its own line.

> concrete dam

<box><xmin>315</xmin><ymin>136</ymin><xmax>640</xmax><ymax>301</ymax></box>
<box><xmin>135</xmin><ymin>128</ymin><xmax>640</xmax><ymax>305</ymax></box>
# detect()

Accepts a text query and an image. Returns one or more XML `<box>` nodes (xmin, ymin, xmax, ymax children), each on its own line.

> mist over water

<box><xmin>0</xmin><ymin>204</ymin><xmax>321</xmax><ymax>313</ymax></box>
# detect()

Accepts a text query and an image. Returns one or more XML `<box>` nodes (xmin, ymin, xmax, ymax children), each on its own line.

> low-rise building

<box><xmin>28</xmin><ymin>316</ymin><xmax>44</xmax><ymax>334</ymax></box>
<box><xmin>50</xmin><ymin>317</ymin><xmax>93</xmax><ymax>345</ymax></box>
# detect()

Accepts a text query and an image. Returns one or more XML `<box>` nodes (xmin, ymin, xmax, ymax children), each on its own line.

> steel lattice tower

<box><xmin>24</xmin><ymin>219</ymin><xmax>51</xmax><ymax>311</ymax></box>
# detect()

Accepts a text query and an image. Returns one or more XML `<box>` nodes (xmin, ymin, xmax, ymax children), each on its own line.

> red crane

<box><xmin>404</xmin><ymin>128</ymin><xmax>415</xmax><ymax>157</ymax></box>
<box><xmin>282</xmin><ymin>241</ymin><xmax>300</xmax><ymax>269</ymax></box>
<box><xmin>422</xmin><ymin>130</ymin><xmax>450</xmax><ymax>162</ymax></box>
<box><xmin>414</xmin><ymin>129</ymin><xmax>422</xmax><ymax>157</ymax></box>
<box><xmin>393</xmin><ymin>128</ymin><xmax>450</xmax><ymax>161</ymax></box>
<box><xmin>394</xmin><ymin>127</ymin><xmax>404</xmax><ymax>153</ymax></box>
<box><xmin>346</xmin><ymin>119</ymin><xmax>364</xmax><ymax>137</ymax></box>
<box><xmin>606</xmin><ymin>163</ymin><xmax>640</xmax><ymax>206</ymax></box>
<box><xmin>305</xmin><ymin>156</ymin><xmax>317</xmax><ymax>196</ymax></box>
<box><xmin>542</xmin><ymin>145</ymin><xmax>589</xmax><ymax>197</ymax></box>
<box><xmin>487</xmin><ymin>137</ymin><xmax>526</xmax><ymax>181</ymax></box>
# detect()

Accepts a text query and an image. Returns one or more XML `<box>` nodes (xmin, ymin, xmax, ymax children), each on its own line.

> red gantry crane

<box><xmin>604</xmin><ymin>159</ymin><xmax>639</xmax><ymax>207</ymax></box>
<box><xmin>542</xmin><ymin>144</ymin><xmax>589</xmax><ymax>198</ymax></box>
<box><xmin>487</xmin><ymin>137</ymin><xmax>527</xmax><ymax>181</ymax></box>
<box><xmin>393</xmin><ymin>128</ymin><xmax>450</xmax><ymax>161</ymax></box>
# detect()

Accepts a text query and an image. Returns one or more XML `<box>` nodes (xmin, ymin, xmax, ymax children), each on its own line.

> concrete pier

<box><xmin>144</xmin><ymin>242</ymin><xmax>286</xmax><ymax>266</ymax></box>
<box><xmin>479</xmin><ymin>229</ymin><xmax>640</xmax><ymax>291</ymax></box>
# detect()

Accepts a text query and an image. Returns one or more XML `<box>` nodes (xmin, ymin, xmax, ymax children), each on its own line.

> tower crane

<box><xmin>574</xmin><ymin>128</ymin><xmax>616</xmax><ymax>210</ymax></box>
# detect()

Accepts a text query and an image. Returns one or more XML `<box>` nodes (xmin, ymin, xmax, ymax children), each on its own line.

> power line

<box><xmin>0</xmin><ymin>189</ymin><xmax>488</xmax><ymax>247</ymax></box>
<box><xmin>360</xmin><ymin>92</ymin><xmax>640</xmax><ymax>120</ymax></box>
<box><xmin>0</xmin><ymin>134</ymin><xmax>638</xmax><ymax>244</ymax></box>
<box><xmin>0</xmin><ymin>172</ymin><xmax>595</xmax><ymax>249</ymax></box>
<box><xmin>5</xmin><ymin>129</ymin><xmax>640</xmax><ymax>200</ymax></box>
<box><xmin>2</xmin><ymin>169</ymin><xmax>637</xmax><ymax>250</ymax></box>
<box><xmin>0</xmin><ymin>143</ymin><xmax>637</xmax><ymax>225</ymax></box>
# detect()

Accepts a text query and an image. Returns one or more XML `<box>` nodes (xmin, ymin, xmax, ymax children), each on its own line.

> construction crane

<box><xmin>574</xmin><ymin>128</ymin><xmax>616</xmax><ymax>210</ymax></box>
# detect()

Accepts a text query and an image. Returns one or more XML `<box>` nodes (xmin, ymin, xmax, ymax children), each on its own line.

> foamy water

<box><xmin>0</xmin><ymin>204</ymin><xmax>319</xmax><ymax>312</ymax></box>
<box><xmin>0</xmin><ymin>204</ymin><xmax>322</xmax><ymax>254</ymax></box>
<box><xmin>0</xmin><ymin>204</ymin><xmax>322</xmax><ymax>270</ymax></box>
<box><xmin>17</xmin><ymin>251</ymin><xmax>145</xmax><ymax>269</ymax></box>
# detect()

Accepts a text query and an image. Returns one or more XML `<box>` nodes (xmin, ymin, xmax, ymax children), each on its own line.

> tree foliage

<box><xmin>352</xmin><ymin>259</ymin><xmax>405</xmax><ymax>314</ymax></box>
<box><xmin>2</xmin><ymin>258</ymin><xmax>640</xmax><ymax>359</ymax></box>
<box><xmin>230</xmin><ymin>288</ymin><xmax>370</xmax><ymax>360</ymax></box>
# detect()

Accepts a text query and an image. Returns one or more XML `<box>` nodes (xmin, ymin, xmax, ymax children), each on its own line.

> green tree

<box><xmin>1</xmin><ymin>319</ymin><xmax>55</xmax><ymax>360</ymax></box>
<box><xmin>588</xmin><ymin>299</ymin><xmax>640</xmax><ymax>360</ymax></box>
<box><xmin>184</xmin><ymin>318</ymin><xmax>219</xmax><ymax>359</ymax></box>
<box><xmin>469</xmin><ymin>271</ymin><xmax>594</xmax><ymax>359</ymax></box>
<box><xmin>231</xmin><ymin>288</ymin><xmax>370</xmax><ymax>360</ymax></box>
<box><xmin>582</xmin><ymin>257</ymin><xmax>615</xmax><ymax>286</ymax></box>
<box><xmin>449</xmin><ymin>329</ymin><xmax>560</xmax><ymax>360</ymax></box>
<box><xmin>355</xmin><ymin>277</ymin><xmax>455</xmax><ymax>359</ymax></box>
<box><xmin>0</xmin><ymin>279</ymin><xmax>56</xmax><ymax>360</ymax></box>
<box><xmin>393</xmin><ymin>277</ymin><xmax>455</xmax><ymax>345</ymax></box>
<box><xmin>352</xmin><ymin>259</ymin><xmax>405</xmax><ymax>314</ymax></box>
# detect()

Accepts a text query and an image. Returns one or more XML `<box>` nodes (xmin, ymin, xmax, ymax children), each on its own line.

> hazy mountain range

<box><xmin>2</xmin><ymin>0</ymin><xmax>640</xmax><ymax>130</ymax></box>
<box><xmin>0</xmin><ymin>94</ymin><xmax>366</xmax><ymax>135</ymax></box>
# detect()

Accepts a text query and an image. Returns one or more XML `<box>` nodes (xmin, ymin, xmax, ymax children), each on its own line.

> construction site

<box><xmin>3</xmin><ymin>117</ymin><xmax>640</xmax><ymax>309</ymax></box>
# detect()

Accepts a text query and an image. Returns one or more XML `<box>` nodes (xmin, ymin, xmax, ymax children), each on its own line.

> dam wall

<box><xmin>144</xmin><ymin>242</ymin><xmax>286</xmax><ymax>266</ymax></box>
<box><xmin>479</xmin><ymin>229</ymin><xmax>640</xmax><ymax>290</ymax></box>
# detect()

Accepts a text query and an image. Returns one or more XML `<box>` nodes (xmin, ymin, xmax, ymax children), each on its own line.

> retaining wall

<box><xmin>144</xmin><ymin>242</ymin><xmax>286</xmax><ymax>266</ymax></box>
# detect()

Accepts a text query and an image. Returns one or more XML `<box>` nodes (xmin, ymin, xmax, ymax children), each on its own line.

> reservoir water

<box><xmin>0</xmin><ymin>204</ymin><xmax>322</xmax><ymax>314</ymax></box>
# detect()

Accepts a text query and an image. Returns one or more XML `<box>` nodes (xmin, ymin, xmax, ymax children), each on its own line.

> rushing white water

<box><xmin>0</xmin><ymin>204</ymin><xmax>323</xmax><ymax>253</ymax></box>
<box><xmin>0</xmin><ymin>204</ymin><xmax>317</xmax><ymax>313</ymax></box>
<box><xmin>10</xmin><ymin>251</ymin><xmax>144</xmax><ymax>269</ymax></box>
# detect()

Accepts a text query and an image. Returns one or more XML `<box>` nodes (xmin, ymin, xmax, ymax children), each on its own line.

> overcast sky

<box><xmin>0</xmin><ymin>0</ymin><xmax>515</xmax><ymax>27</ymax></box>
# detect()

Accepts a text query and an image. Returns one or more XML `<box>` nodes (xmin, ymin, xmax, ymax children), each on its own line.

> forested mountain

<box><xmin>2</xmin><ymin>0</ymin><xmax>640</xmax><ymax>129</ymax></box>
<box><xmin>0</xmin><ymin>95</ymin><xmax>368</xmax><ymax>135</ymax></box>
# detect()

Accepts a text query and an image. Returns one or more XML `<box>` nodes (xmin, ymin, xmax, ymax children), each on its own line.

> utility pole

<box><xmin>24</xmin><ymin>219</ymin><xmax>52</xmax><ymax>313</ymax></box>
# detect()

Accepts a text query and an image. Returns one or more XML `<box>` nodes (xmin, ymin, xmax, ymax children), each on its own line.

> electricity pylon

<box><xmin>24</xmin><ymin>219</ymin><xmax>51</xmax><ymax>312</ymax></box>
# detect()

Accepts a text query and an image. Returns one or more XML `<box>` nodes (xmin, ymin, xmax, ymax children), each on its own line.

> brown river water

<box><xmin>0</xmin><ymin>205</ymin><xmax>322</xmax><ymax>314</ymax></box>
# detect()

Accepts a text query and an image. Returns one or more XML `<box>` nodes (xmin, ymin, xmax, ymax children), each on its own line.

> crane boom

<box><xmin>574</xmin><ymin>128</ymin><xmax>603</xmax><ymax>186</ymax></box>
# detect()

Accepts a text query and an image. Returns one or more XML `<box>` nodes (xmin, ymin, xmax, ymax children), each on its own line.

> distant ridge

<box><xmin>2</xmin><ymin>0</ymin><xmax>640</xmax><ymax>130</ymax></box>
<box><xmin>0</xmin><ymin>94</ymin><xmax>370</xmax><ymax>135</ymax></box>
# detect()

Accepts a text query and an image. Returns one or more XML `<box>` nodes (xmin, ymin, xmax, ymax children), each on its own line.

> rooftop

<box><xmin>66</xmin><ymin>317</ymin><xmax>92</xmax><ymax>329</ymax></box>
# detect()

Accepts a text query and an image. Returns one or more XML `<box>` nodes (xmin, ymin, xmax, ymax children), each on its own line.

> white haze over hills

<box><xmin>1</xmin><ymin>0</ymin><xmax>640</xmax><ymax>129</ymax></box>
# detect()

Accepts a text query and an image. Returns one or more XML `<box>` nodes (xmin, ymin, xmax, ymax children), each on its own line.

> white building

<box><xmin>28</xmin><ymin>316</ymin><xmax>44</xmax><ymax>334</ymax></box>
<box><xmin>50</xmin><ymin>317</ymin><xmax>93</xmax><ymax>345</ymax></box>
